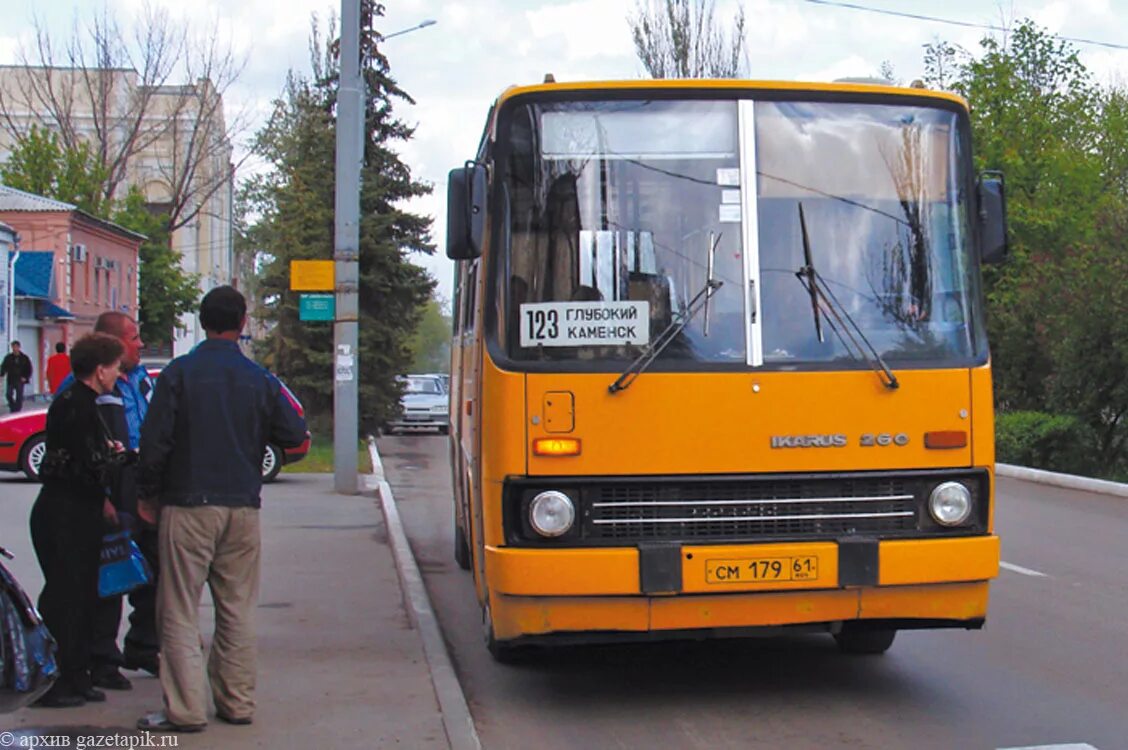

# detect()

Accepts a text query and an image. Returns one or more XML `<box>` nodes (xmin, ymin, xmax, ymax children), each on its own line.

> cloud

<box><xmin>525</xmin><ymin>0</ymin><xmax>633</xmax><ymax>61</ymax></box>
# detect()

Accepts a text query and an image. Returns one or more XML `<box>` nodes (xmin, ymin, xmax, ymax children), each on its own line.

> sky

<box><xmin>4</xmin><ymin>0</ymin><xmax>1128</xmax><ymax>307</ymax></box>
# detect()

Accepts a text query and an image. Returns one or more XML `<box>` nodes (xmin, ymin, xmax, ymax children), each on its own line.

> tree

<box><xmin>0</xmin><ymin>125</ymin><xmax>108</xmax><ymax>216</ymax></box>
<box><xmin>112</xmin><ymin>187</ymin><xmax>201</xmax><ymax>346</ymax></box>
<box><xmin>406</xmin><ymin>299</ymin><xmax>452</xmax><ymax>373</ymax></box>
<box><xmin>246</xmin><ymin>4</ymin><xmax>435</xmax><ymax>432</ymax></box>
<box><xmin>629</xmin><ymin>0</ymin><xmax>746</xmax><ymax>79</ymax></box>
<box><xmin>0</xmin><ymin>132</ymin><xmax>200</xmax><ymax>346</ymax></box>
<box><xmin>0</xmin><ymin>6</ymin><xmax>247</xmax><ymax>232</ymax></box>
<box><xmin>929</xmin><ymin>20</ymin><xmax>1128</xmax><ymax>476</ymax></box>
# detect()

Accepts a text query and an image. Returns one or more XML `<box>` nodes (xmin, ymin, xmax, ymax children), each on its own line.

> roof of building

<box><xmin>36</xmin><ymin>299</ymin><xmax>75</xmax><ymax>320</ymax></box>
<box><xmin>12</xmin><ymin>251</ymin><xmax>55</xmax><ymax>299</ymax></box>
<box><xmin>0</xmin><ymin>184</ymin><xmax>147</xmax><ymax>242</ymax></box>
<box><xmin>0</xmin><ymin>184</ymin><xmax>75</xmax><ymax>212</ymax></box>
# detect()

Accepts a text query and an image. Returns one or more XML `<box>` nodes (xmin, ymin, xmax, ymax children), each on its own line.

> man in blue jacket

<box><xmin>136</xmin><ymin>286</ymin><xmax>307</xmax><ymax>733</ymax></box>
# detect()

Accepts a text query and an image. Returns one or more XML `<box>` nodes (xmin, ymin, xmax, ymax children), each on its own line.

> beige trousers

<box><xmin>157</xmin><ymin>505</ymin><xmax>261</xmax><ymax>726</ymax></box>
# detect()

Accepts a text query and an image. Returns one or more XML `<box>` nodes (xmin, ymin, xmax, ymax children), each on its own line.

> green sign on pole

<box><xmin>299</xmin><ymin>293</ymin><xmax>335</xmax><ymax>322</ymax></box>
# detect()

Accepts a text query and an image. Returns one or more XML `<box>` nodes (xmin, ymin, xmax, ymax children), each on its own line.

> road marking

<box><xmin>998</xmin><ymin>744</ymin><xmax>1099</xmax><ymax>750</ymax></box>
<box><xmin>999</xmin><ymin>561</ymin><xmax>1049</xmax><ymax>577</ymax></box>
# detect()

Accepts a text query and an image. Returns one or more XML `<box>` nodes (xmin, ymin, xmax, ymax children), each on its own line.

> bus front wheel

<box><xmin>833</xmin><ymin>626</ymin><xmax>897</xmax><ymax>655</ymax></box>
<box><xmin>484</xmin><ymin>601</ymin><xmax>524</xmax><ymax>663</ymax></box>
<box><xmin>454</xmin><ymin>518</ymin><xmax>471</xmax><ymax>571</ymax></box>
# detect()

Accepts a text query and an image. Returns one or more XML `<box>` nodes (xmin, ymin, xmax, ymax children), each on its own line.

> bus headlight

<box><xmin>529</xmin><ymin>491</ymin><xmax>575</xmax><ymax>538</ymax></box>
<box><xmin>928</xmin><ymin>481</ymin><xmax>972</xmax><ymax>526</ymax></box>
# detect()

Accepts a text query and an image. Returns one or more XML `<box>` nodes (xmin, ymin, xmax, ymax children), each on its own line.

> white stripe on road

<box><xmin>998</xmin><ymin>744</ymin><xmax>1099</xmax><ymax>750</ymax></box>
<box><xmin>999</xmin><ymin>561</ymin><xmax>1049</xmax><ymax>577</ymax></box>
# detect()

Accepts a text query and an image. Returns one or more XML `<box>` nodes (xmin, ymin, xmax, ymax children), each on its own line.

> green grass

<box><xmin>282</xmin><ymin>436</ymin><xmax>373</xmax><ymax>474</ymax></box>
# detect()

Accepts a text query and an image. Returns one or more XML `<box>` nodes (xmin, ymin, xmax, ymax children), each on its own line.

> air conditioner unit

<box><xmin>71</xmin><ymin>244</ymin><xmax>88</xmax><ymax>262</ymax></box>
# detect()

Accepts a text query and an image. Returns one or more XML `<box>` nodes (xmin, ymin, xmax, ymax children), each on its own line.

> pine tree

<box><xmin>245</xmin><ymin>4</ymin><xmax>434</xmax><ymax>433</ymax></box>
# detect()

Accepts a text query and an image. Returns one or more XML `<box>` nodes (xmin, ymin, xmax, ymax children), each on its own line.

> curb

<box><xmin>366</xmin><ymin>436</ymin><xmax>481</xmax><ymax>750</ymax></box>
<box><xmin>996</xmin><ymin>462</ymin><xmax>1128</xmax><ymax>499</ymax></box>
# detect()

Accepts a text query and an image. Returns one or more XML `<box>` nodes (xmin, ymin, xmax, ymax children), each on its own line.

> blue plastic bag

<box><xmin>1</xmin><ymin>546</ymin><xmax>58</xmax><ymax>712</ymax></box>
<box><xmin>98</xmin><ymin>531</ymin><xmax>152</xmax><ymax>598</ymax></box>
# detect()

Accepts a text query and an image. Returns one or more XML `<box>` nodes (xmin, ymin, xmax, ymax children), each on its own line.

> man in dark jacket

<box><xmin>135</xmin><ymin>286</ymin><xmax>306</xmax><ymax>733</ymax></box>
<box><xmin>2</xmin><ymin>340</ymin><xmax>33</xmax><ymax>412</ymax></box>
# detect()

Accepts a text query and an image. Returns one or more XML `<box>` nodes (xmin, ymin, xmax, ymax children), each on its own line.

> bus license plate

<box><xmin>705</xmin><ymin>556</ymin><xmax>819</xmax><ymax>584</ymax></box>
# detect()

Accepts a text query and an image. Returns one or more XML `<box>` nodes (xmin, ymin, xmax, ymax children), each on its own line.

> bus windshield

<box><xmin>498</xmin><ymin>96</ymin><xmax>987</xmax><ymax>369</ymax></box>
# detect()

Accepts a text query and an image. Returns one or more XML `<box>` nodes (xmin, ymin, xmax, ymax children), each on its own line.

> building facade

<box><xmin>0</xmin><ymin>185</ymin><xmax>143</xmax><ymax>395</ymax></box>
<box><xmin>0</xmin><ymin>66</ymin><xmax>235</xmax><ymax>357</ymax></box>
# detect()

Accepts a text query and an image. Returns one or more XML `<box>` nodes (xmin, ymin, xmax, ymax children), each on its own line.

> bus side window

<box><xmin>452</xmin><ymin>264</ymin><xmax>463</xmax><ymax>337</ymax></box>
<box><xmin>460</xmin><ymin>261</ymin><xmax>479</xmax><ymax>337</ymax></box>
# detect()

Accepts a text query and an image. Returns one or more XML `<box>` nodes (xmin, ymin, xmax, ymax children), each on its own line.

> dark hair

<box><xmin>199</xmin><ymin>285</ymin><xmax>246</xmax><ymax>334</ymax></box>
<box><xmin>10</xmin><ymin>341</ymin><xmax>19</xmax><ymax>348</ymax></box>
<box><xmin>70</xmin><ymin>333</ymin><xmax>125</xmax><ymax>379</ymax></box>
<box><xmin>55</xmin><ymin>342</ymin><xmax>66</xmax><ymax>353</ymax></box>
<box><xmin>94</xmin><ymin>311</ymin><xmax>132</xmax><ymax>338</ymax></box>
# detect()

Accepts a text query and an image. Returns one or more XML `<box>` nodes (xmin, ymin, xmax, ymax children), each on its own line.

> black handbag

<box><xmin>0</xmin><ymin>546</ymin><xmax>58</xmax><ymax>713</ymax></box>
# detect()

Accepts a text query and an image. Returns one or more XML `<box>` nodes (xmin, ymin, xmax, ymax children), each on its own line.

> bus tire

<box><xmin>484</xmin><ymin>602</ymin><xmax>524</xmax><ymax>664</ymax></box>
<box><xmin>454</xmin><ymin>518</ymin><xmax>471</xmax><ymax>571</ymax></box>
<box><xmin>833</xmin><ymin>626</ymin><xmax>896</xmax><ymax>655</ymax></box>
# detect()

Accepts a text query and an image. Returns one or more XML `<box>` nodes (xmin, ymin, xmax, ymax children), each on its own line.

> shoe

<box><xmin>137</xmin><ymin>711</ymin><xmax>206</xmax><ymax>733</ymax></box>
<box><xmin>92</xmin><ymin>668</ymin><xmax>133</xmax><ymax>690</ymax></box>
<box><xmin>216</xmin><ymin>712</ymin><xmax>253</xmax><ymax>725</ymax></box>
<box><xmin>32</xmin><ymin>684</ymin><xmax>86</xmax><ymax>708</ymax></box>
<box><xmin>123</xmin><ymin>650</ymin><xmax>160</xmax><ymax>676</ymax></box>
<box><xmin>79</xmin><ymin>686</ymin><xmax>107</xmax><ymax>703</ymax></box>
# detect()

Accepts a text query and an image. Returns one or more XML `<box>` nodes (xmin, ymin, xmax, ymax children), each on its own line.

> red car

<box><xmin>0</xmin><ymin>371</ymin><xmax>309</xmax><ymax>482</ymax></box>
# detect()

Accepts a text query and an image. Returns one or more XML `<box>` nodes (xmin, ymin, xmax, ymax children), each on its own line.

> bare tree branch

<box><xmin>629</xmin><ymin>0</ymin><xmax>747</xmax><ymax>79</ymax></box>
<box><xmin>0</xmin><ymin>1</ymin><xmax>245</xmax><ymax>230</ymax></box>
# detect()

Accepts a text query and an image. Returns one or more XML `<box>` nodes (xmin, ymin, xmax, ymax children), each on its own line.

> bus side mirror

<box><xmin>977</xmin><ymin>171</ymin><xmax>1009</xmax><ymax>264</ymax></box>
<box><xmin>446</xmin><ymin>162</ymin><xmax>488</xmax><ymax>260</ymax></box>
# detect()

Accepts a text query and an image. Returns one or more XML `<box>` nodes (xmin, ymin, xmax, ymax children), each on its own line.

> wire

<box><xmin>799</xmin><ymin>0</ymin><xmax>1128</xmax><ymax>51</ymax></box>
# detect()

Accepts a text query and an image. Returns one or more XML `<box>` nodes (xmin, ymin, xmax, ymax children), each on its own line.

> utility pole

<box><xmin>334</xmin><ymin>0</ymin><xmax>362</xmax><ymax>493</ymax></box>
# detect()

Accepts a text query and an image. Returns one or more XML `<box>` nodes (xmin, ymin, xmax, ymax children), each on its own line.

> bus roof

<box><xmin>496</xmin><ymin>78</ymin><xmax>966</xmax><ymax>107</ymax></box>
<box><xmin>482</xmin><ymin>79</ymin><xmax>968</xmax><ymax>144</ymax></box>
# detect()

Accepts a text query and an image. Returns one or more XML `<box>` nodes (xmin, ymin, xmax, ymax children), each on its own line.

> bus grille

<box><xmin>585</xmin><ymin>477</ymin><xmax>917</xmax><ymax>541</ymax></box>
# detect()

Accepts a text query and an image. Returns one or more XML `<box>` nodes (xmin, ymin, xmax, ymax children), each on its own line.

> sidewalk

<box><xmin>0</xmin><ymin>473</ymin><xmax>448</xmax><ymax>749</ymax></box>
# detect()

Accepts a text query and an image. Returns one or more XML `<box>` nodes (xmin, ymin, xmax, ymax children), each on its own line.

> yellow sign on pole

<box><xmin>290</xmin><ymin>260</ymin><xmax>335</xmax><ymax>291</ymax></box>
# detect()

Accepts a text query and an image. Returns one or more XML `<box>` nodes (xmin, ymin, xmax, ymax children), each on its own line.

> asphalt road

<box><xmin>379</xmin><ymin>433</ymin><xmax>1128</xmax><ymax>750</ymax></box>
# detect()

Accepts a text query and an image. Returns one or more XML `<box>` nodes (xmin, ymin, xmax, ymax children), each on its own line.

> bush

<box><xmin>996</xmin><ymin>411</ymin><xmax>1098</xmax><ymax>476</ymax></box>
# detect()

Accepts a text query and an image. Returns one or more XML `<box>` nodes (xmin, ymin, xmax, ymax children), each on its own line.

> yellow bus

<box><xmin>446</xmin><ymin>79</ymin><xmax>1007</xmax><ymax>660</ymax></box>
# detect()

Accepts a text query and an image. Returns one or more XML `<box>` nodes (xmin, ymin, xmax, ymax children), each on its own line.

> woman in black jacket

<box><xmin>29</xmin><ymin>333</ymin><xmax>126</xmax><ymax>708</ymax></box>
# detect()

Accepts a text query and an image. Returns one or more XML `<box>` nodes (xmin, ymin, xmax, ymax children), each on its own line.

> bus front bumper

<box><xmin>485</xmin><ymin>535</ymin><xmax>998</xmax><ymax>641</ymax></box>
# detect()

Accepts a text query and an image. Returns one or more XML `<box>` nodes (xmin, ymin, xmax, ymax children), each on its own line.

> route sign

<box><xmin>299</xmin><ymin>293</ymin><xmax>335</xmax><ymax>322</ymax></box>
<box><xmin>290</xmin><ymin>260</ymin><xmax>335</xmax><ymax>291</ymax></box>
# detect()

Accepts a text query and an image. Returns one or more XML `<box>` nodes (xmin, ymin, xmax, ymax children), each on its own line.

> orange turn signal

<box><xmin>924</xmin><ymin>430</ymin><xmax>968</xmax><ymax>449</ymax></box>
<box><xmin>532</xmin><ymin>437</ymin><xmax>582</xmax><ymax>457</ymax></box>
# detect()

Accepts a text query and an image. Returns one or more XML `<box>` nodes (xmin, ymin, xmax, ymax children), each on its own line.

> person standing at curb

<box><xmin>135</xmin><ymin>286</ymin><xmax>307</xmax><ymax>733</ymax></box>
<box><xmin>29</xmin><ymin>333</ymin><xmax>127</xmax><ymax>708</ymax></box>
<box><xmin>56</xmin><ymin>312</ymin><xmax>160</xmax><ymax>689</ymax></box>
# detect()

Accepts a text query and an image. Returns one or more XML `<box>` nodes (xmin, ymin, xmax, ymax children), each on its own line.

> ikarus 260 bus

<box><xmin>445</xmin><ymin>78</ymin><xmax>1007</xmax><ymax>660</ymax></box>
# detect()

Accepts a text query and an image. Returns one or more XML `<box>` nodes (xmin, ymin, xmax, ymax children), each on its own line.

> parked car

<box><xmin>385</xmin><ymin>374</ymin><xmax>449</xmax><ymax>434</ymax></box>
<box><xmin>0</xmin><ymin>370</ymin><xmax>309</xmax><ymax>483</ymax></box>
<box><xmin>426</xmin><ymin>373</ymin><xmax>451</xmax><ymax>393</ymax></box>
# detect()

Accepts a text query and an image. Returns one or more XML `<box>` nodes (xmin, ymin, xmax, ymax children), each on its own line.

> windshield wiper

<box><xmin>795</xmin><ymin>203</ymin><xmax>900</xmax><ymax>390</ymax></box>
<box><xmin>797</xmin><ymin>204</ymin><xmax>825</xmax><ymax>344</ymax></box>
<box><xmin>609</xmin><ymin>278</ymin><xmax>723</xmax><ymax>394</ymax></box>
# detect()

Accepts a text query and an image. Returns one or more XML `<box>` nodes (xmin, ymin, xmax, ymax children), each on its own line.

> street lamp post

<box><xmin>382</xmin><ymin>19</ymin><xmax>436</xmax><ymax>40</ymax></box>
<box><xmin>333</xmin><ymin>9</ymin><xmax>437</xmax><ymax>494</ymax></box>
